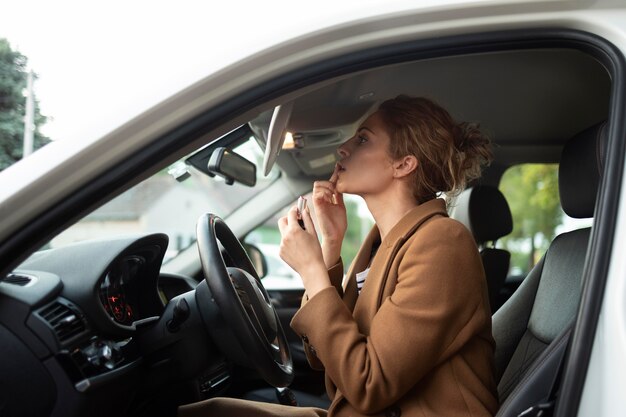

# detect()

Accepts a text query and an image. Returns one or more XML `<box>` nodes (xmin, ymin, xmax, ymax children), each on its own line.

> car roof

<box><xmin>250</xmin><ymin>48</ymin><xmax>610</xmax><ymax>184</ymax></box>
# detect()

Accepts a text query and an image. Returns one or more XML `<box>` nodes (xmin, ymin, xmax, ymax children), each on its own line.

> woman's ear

<box><xmin>393</xmin><ymin>155</ymin><xmax>418</xmax><ymax>178</ymax></box>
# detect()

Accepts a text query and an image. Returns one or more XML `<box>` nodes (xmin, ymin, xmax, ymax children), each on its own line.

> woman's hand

<box><xmin>278</xmin><ymin>205</ymin><xmax>330</xmax><ymax>298</ymax></box>
<box><xmin>312</xmin><ymin>164</ymin><xmax>347</xmax><ymax>268</ymax></box>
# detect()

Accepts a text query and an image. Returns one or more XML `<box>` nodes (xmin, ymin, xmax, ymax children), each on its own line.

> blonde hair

<box><xmin>378</xmin><ymin>95</ymin><xmax>492</xmax><ymax>203</ymax></box>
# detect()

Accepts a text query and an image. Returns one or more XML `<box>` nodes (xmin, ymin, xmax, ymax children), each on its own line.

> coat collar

<box><xmin>343</xmin><ymin>198</ymin><xmax>448</xmax><ymax>312</ymax></box>
<box><xmin>381</xmin><ymin>198</ymin><xmax>448</xmax><ymax>248</ymax></box>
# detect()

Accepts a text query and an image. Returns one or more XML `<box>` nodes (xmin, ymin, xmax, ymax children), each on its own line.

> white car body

<box><xmin>1</xmin><ymin>1</ymin><xmax>625</xmax><ymax>415</ymax></box>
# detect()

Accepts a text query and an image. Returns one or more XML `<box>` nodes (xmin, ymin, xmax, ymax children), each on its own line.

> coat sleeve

<box><xmin>299</xmin><ymin>258</ymin><xmax>344</xmax><ymax>370</ymax></box>
<box><xmin>290</xmin><ymin>219</ymin><xmax>488</xmax><ymax>414</ymax></box>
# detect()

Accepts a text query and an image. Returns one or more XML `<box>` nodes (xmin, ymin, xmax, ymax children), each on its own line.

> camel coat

<box><xmin>291</xmin><ymin>198</ymin><xmax>498</xmax><ymax>417</ymax></box>
<box><xmin>179</xmin><ymin>198</ymin><xmax>498</xmax><ymax>417</ymax></box>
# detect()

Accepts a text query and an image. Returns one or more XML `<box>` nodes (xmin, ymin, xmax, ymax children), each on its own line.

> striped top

<box><xmin>356</xmin><ymin>268</ymin><xmax>370</xmax><ymax>294</ymax></box>
<box><xmin>356</xmin><ymin>240</ymin><xmax>380</xmax><ymax>295</ymax></box>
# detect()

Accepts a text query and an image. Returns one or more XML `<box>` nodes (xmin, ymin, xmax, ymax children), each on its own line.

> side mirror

<box><xmin>243</xmin><ymin>243</ymin><xmax>268</xmax><ymax>278</ymax></box>
<box><xmin>208</xmin><ymin>147</ymin><xmax>257</xmax><ymax>187</ymax></box>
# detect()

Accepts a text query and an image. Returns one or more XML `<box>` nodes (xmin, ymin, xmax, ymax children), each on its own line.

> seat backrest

<box><xmin>452</xmin><ymin>185</ymin><xmax>513</xmax><ymax>312</ymax></box>
<box><xmin>481</xmin><ymin>249</ymin><xmax>510</xmax><ymax>312</ymax></box>
<box><xmin>494</xmin><ymin>122</ymin><xmax>608</xmax><ymax>416</ymax></box>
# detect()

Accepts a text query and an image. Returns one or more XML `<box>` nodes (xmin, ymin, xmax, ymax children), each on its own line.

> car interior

<box><xmin>0</xmin><ymin>35</ymin><xmax>617</xmax><ymax>417</ymax></box>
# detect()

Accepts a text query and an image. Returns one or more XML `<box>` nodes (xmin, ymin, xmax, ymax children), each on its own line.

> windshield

<box><xmin>48</xmin><ymin>136</ymin><xmax>279</xmax><ymax>261</ymax></box>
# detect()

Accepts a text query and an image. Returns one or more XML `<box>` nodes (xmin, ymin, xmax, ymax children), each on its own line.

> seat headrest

<box><xmin>559</xmin><ymin>122</ymin><xmax>608</xmax><ymax>218</ymax></box>
<box><xmin>452</xmin><ymin>185</ymin><xmax>513</xmax><ymax>245</ymax></box>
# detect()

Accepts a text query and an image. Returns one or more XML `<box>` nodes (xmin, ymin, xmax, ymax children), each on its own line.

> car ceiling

<box><xmin>249</xmin><ymin>48</ymin><xmax>610</xmax><ymax>181</ymax></box>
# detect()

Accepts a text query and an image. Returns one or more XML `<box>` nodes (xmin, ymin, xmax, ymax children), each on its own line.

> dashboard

<box><xmin>99</xmin><ymin>255</ymin><xmax>144</xmax><ymax>325</ymax></box>
<box><xmin>17</xmin><ymin>234</ymin><xmax>169</xmax><ymax>333</ymax></box>
<box><xmin>0</xmin><ymin>233</ymin><xmax>229</xmax><ymax>417</ymax></box>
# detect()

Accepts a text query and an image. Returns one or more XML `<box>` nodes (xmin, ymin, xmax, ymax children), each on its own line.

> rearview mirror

<box><xmin>208</xmin><ymin>147</ymin><xmax>256</xmax><ymax>187</ymax></box>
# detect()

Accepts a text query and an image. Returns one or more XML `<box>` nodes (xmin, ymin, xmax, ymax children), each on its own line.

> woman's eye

<box><xmin>358</xmin><ymin>135</ymin><xmax>367</xmax><ymax>144</ymax></box>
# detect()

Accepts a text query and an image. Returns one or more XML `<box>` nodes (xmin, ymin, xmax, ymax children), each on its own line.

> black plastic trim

<box><xmin>185</xmin><ymin>124</ymin><xmax>253</xmax><ymax>177</ymax></box>
<box><xmin>0</xmin><ymin>28</ymin><xmax>623</xmax><ymax>415</ymax></box>
<box><xmin>74</xmin><ymin>358</ymin><xmax>142</xmax><ymax>393</ymax></box>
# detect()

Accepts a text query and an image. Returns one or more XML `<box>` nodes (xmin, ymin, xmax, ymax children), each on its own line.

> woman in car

<box><xmin>180</xmin><ymin>96</ymin><xmax>498</xmax><ymax>417</ymax></box>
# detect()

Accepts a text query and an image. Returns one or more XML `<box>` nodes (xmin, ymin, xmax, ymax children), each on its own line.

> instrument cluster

<box><xmin>98</xmin><ymin>255</ymin><xmax>145</xmax><ymax>325</ymax></box>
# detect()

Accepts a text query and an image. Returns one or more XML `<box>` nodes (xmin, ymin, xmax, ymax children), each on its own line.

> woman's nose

<box><xmin>337</xmin><ymin>143</ymin><xmax>349</xmax><ymax>158</ymax></box>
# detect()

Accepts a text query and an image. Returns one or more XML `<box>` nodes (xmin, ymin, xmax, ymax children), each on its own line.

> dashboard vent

<box><xmin>39</xmin><ymin>301</ymin><xmax>87</xmax><ymax>343</ymax></box>
<box><xmin>2</xmin><ymin>273</ymin><xmax>34</xmax><ymax>286</ymax></box>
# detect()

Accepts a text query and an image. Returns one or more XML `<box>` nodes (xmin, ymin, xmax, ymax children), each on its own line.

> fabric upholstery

<box><xmin>496</xmin><ymin>227</ymin><xmax>589</xmax><ymax>407</ymax></box>
<box><xmin>498</xmin><ymin>330</ymin><xmax>549</xmax><ymax>401</ymax></box>
<box><xmin>528</xmin><ymin>228</ymin><xmax>590</xmax><ymax>342</ymax></box>
<box><xmin>497</xmin><ymin>327</ymin><xmax>571</xmax><ymax>417</ymax></box>
<box><xmin>492</xmin><ymin>256</ymin><xmax>544</xmax><ymax>382</ymax></box>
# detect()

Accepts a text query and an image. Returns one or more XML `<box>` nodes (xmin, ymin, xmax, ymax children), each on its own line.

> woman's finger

<box><xmin>312</xmin><ymin>189</ymin><xmax>335</xmax><ymax>205</ymax></box>
<box><xmin>313</xmin><ymin>181</ymin><xmax>335</xmax><ymax>194</ymax></box>
<box><xmin>301</xmin><ymin>205</ymin><xmax>317</xmax><ymax>235</ymax></box>
<box><xmin>329</xmin><ymin>163</ymin><xmax>340</xmax><ymax>184</ymax></box>
<box><xmin>323</xmin><ymin>164</ymin><xmax>342</xmax><ymax>204</ymax></box>
<box><xmin>334</xmin><ymin>190</ymin><xmax>345</xmax><ymax>207</ymax></box>
<box><xmin>277</xmin><ymin>216</ymin><xmax>288</xmax><ymax>235</ymax></box>
<box><xmin>287</xmin><ymin>205</ymin><xmax>300</xmax><ymax>226</ymax></box>
<box><xmin>312</xmin><ymin>186</ymin><xmax>334</xmax><ymax>198</ymax></box>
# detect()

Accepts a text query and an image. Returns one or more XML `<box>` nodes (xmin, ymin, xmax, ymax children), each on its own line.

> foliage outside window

<box><xmin>499</xmin><ymin>164</ymin><xmax>591</xmax><ymax>276</ymax></box>
<box><xmin>0</xmin><ymin>38</ymin><xmax>49</xmax><ymax>171</ymax></box>
<box><xmin>499</xmin><ymin>164</ymin><xmax>562</xmax><ymax>274</ymax></box>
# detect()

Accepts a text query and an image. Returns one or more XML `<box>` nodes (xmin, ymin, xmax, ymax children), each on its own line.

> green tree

<box><xmin>500</xmin><ymin>164</ymin><xmax>563</xmax><ymax>272</ymax></box>
<box><xmin>0</xmin><ymin>38</ymin><xmax>49</xmax><ymax>171</ymax></box>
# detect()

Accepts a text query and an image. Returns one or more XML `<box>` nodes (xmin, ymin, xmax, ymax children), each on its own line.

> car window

<box><xmin>45</xmin><ymin>136</ymin><xmax>279</xmax><ymax>262</ymax></box>
<box><xmin>245</xmin><ymin>193</ymin><xmax>374</xmax><ymax>290</ymax></box>
<box><xmin>499</xmin><ymin>163</ymin><xmax>592</xmax><ymax>276</ymax></box>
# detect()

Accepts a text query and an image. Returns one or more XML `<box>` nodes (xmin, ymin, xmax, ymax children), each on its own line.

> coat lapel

<box><xmin>352</xmin><ymin>199</ymin><xmax>448</xmax><ymax>333</ymax></box>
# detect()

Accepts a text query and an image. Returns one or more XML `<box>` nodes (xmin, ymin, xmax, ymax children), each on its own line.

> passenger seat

<box><xmin>493</xmin><ymin>121</ymin><xmax>607</xmax><ymax>416</ymax></box>
<box><xmin>451</xmin><ymin>185</ymin><xmax>513</xmax><ymax>313</ymax></box>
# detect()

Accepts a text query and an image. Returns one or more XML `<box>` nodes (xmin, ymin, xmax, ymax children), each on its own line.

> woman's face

<box><xmin>335</xmin><ymin>111</ymin><xmax>396</xmax><ymax>196</ymax></box>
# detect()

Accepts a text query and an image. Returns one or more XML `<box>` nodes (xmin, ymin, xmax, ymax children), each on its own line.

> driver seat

<box><xmin>493</xmin><ymin>122</ymin><xmax>607</xmax><ymax>416</ymax></box>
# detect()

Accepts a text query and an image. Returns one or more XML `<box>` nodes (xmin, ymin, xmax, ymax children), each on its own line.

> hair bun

<box><xmin>379</xmin><ymin>96</ymin><xmax>492</xmax><ymax>202</ymax></box>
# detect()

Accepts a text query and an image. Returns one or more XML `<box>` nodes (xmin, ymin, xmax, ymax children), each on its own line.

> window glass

<box><xmin>47</xmin><ymin>136</ymin><xmax>278</xmax><ymax>262</ymax></box>
<box><xmin>245</xmin><ymin>193</ymin><xmax>374</xmax><ymax>290</ymax></box>
<box><xmin>499</xmin><ymin>164</ymin><xmax>592</xmax><ymax>276</ymax></box>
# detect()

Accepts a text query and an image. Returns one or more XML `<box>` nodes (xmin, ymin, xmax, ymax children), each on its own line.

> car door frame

<box><xmin>1</xmin><ymin>24</ymin><xmax>625</xmax><ymax>417</ymax></box>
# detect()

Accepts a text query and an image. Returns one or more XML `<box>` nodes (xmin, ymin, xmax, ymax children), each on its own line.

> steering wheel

<box><xmin>196</xmin><ymin>213</ymin><xmax>294</xmax><ymax>387</ymax></box>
